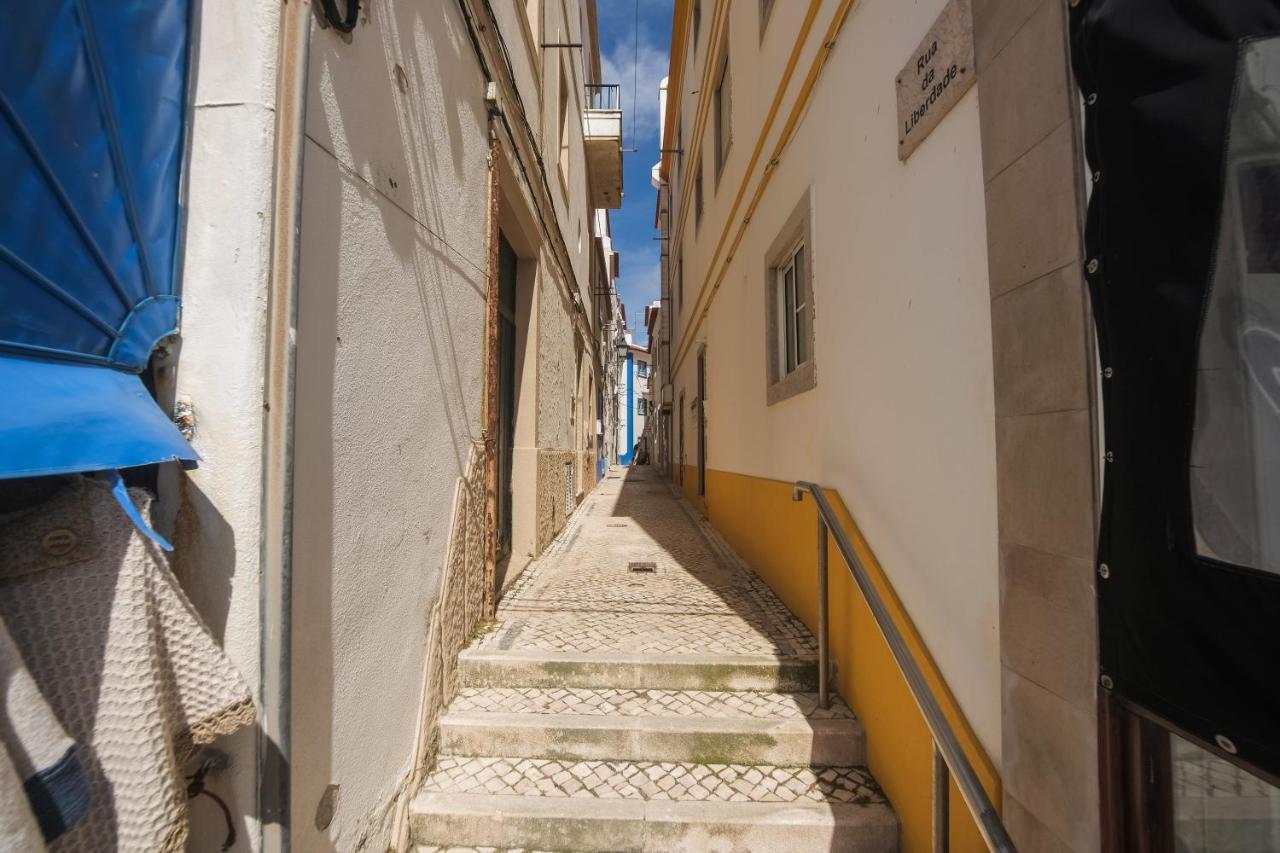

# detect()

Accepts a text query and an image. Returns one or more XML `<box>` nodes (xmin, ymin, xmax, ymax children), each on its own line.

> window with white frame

<box><xmin>776</xmin><ymin>241</ymin><xmax>808</xmax><ymax>375</ymax></box>
<box><xmin>764</xmin><ymin>191</ymin><xmax>816</xmax><ymax>405</ymax></box>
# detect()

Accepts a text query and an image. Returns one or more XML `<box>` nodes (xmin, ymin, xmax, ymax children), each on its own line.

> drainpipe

<box><xmin>260</xmin><ymin>1</ymin><xmax>311</xmax><ymax>849</ymax></box>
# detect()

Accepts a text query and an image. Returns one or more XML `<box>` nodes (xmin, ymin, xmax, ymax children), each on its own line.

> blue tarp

<box><xmin>0</xmin><ymin>0</ymin><xmax>197</xmax><ymax>478</ymax></box>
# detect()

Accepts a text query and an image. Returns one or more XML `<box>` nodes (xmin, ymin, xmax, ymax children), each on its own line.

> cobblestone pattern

<box><xmin>421</xmin><ymin>757</ymin><xmax>886</xmax><ymax>805</ymax></box>
<box><xmin>483</xmin><ymin>467</ymin><xmax>816</xmax><ymax>658</ymax></box>
<box><xmin>419</xmin><ymin>848</ymin><xmax>574</xmax><ymax>853</ymax></box>
<box><xmin>449</xmin><ymin>687</ymin><xmax>854</xmax><ymax>720</ymax></box>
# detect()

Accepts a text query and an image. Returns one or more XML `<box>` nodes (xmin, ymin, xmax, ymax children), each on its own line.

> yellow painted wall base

<box><xmin>698</xmin><ymin>467</ymin><xmax>1001</xmax><ymax>853</ymax></box>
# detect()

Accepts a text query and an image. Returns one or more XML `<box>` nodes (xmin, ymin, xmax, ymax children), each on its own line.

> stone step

<box><xmin>439</xmin><ymin>687</ymin><xmax>865</xmax><ymax>766</ymax></box>
<box><xmin>411</xmin><ymin>757</ymin><xmax>897</xmax><ymax>853</ymax></box>
<box><xmin>456</xmin><ymin>648</ymin><xmax>818</xmax><ymax>692</ymax></box>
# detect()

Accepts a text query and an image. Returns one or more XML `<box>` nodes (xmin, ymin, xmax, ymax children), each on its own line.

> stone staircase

<box><xmin>410</xmin><ymin>467</ymin><xmax>899</xmax><ymax>852</ymax></box>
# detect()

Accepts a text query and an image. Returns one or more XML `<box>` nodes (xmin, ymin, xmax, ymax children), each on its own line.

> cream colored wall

<box><xmin>668</xmin><ymin>0</ymin><xmax>1001</xmax><ymax>762</ymax></box>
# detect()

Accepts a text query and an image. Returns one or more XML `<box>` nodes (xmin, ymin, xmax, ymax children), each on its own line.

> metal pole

<box><xmin>261</xmin><ymin>2</ymin><xmax>311</xmax><ymax>847</ymax></box>
<box><xmin>817</xmin><ymin>514</ymin><xmax>829</xmax><ymax>709</ymax></box>
<box><xmin>795</xmin><ymin>481</ymin><xmax>1015</xmax><ymax>852</ymax></box>
<box><xmin>933</xmin><ymin>742</ymin><xmax>950</xmax><ymax>853</ymax></box>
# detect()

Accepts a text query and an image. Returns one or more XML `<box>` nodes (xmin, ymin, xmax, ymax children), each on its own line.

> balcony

<box><xmin>584</xmin><ymin>84</ymin><xmax>623</xmax><ymax>209</ymax></box>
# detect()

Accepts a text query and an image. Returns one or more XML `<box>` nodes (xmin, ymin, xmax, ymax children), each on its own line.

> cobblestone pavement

<box><xmin>415</xmin><ymin>467</ymin><xmax>890</xmax><ymax>849</ymax></box>
<box><xmin>449</xmin><ymin>686</ymin><xmax>854</xmax><ymax>720</ymax></box>
<box><xmin>417</xmin><ymin>848</ymin><xmax>573</xmax><ymax>853</ymax></box>
<box><xmin>479</xmin><ymin>466</ymin><xmax>816</xmax><ymax>658</ymax></box>
<box><xmin>421</xmin><ymin>757</ymin><xmax>885</xmax><ymax>805</ymax></box>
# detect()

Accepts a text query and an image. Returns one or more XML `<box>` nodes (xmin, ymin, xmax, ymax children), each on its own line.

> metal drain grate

<box><xmin>607</xmin><ymin>523</ymin><xmax>628</xmax><ymax>528</ymax></box>
<box><xmin>628</xmin><ymin>562</ymin><xmax>657</xmax><ymax>573</ymax></box>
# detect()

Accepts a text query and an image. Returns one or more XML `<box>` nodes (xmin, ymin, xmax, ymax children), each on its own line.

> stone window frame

<box><xmin>764</xmin><ymin>189</ymin><xmax>816</xmax><ymax>405</ymax></box>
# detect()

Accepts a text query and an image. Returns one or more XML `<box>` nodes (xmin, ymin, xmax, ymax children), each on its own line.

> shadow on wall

<box><xmin>286</xmin><ymin>0</ymin><xmax>491</xmax><ymax>848</ymax></box>
<box><xmin>171</xmin><ymin>475</ymin><xmax>236</xmax><ymax>643</ymax></box>
<box><xmin>311</xmin><ymin>0</ymin><xmax>489</xmax><ymax>474</ymax></box>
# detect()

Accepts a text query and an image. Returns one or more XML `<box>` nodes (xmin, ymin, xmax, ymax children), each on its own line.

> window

<box><xmin>637</xmin><ymin>398</ymin><xmax>648</xmax><ymax>416</ymax></box>
<box><xmin>674</xmin><ymin>120</ymin><xmax>683</xmax><ymax>198</ymax></box>
<box><xmin>764</xmin><ymin>191</ymin><xmax>816</xmax><ymax>405</ymax></box>
<box><xmin>714</xmin><ymin>51</ymin><xmax>731</xmax><ymax>176</ymax></box>
<box><xmin>760</xmin><ymin>0</ymin><xmax>775</xmax><ymax>32</ymax></box>
<box><xmin>558</xmin><ymin>61</ymin><xmax>570</xmax><ymax>190</ymax></box>
<box><xmin>693</xmin><ymin>0</ymin><xmax>702</xmax><ymax>54</ymax></box>
<box><xmin>637</xmin><ymin>361</ymin><xmax>650</xmax><ymax>378</ymax></box>
<box><xmin>694</xmin><ymin>161</ymin><xmax>704</xmax><ymax>227</ymax></box>
<box><xmin>677</xmin><ymin>256</ymin><xmax>684</xmax><ymax>311</ymax></box>
<box><xmin>777</xmin><ymin>243</ymin><xmax>808</xmax><ymax>375</ymax></box>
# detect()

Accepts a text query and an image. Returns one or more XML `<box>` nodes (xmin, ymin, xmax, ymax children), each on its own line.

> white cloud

<box><xmin>599</xmin><ymin>34</ymin><xmax>669</xmax><ymax>144</ymax></box>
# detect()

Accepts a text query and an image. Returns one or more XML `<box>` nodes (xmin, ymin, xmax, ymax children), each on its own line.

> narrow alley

<box><xmin>413</xmin><ymin>465</ymin><xmax>896</xmax><ymax>851</ymax></box>
<box><xmin>4</xmin><ymin>1</ymin><xmax>1280</xmax><ymax>851</ymax></box>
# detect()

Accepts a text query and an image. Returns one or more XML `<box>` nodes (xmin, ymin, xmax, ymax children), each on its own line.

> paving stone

<box><xmin>448</xmin><ymin>685</ymin><xmax>853</xmax><ymax>720</ymax></box>
<box><xmin>420</xmin><ymin>756</ymin><xmax>885</xmax><ymax>806</ymax></box>
<box><xmin>479</xmin><ymin>469</ymin><xmax>816</xmax><ymax>659</ymax></box>
<box><xmin>414</xmin><ymin>467</ymin><xmax>896</xmax><ymax>851</ymax></box>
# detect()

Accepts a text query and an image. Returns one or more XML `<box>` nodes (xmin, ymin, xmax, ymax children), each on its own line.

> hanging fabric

<box><xmin>0</xmin><ymin>477</ymin><xmax>255</xmax><ymax>851</ymax></box>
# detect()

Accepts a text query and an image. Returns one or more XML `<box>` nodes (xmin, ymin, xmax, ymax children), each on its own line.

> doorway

<box><xmin>496</xmin><ymin>232</ymin><xmax>517</xmax><ymax>556</ymax></box>
<box><xmin>696</xmin><ymin>348</ymin><xmax>706</xmax><ymax>497</ymax></box>
<box><xmin>678</xmin><ymin>392</ymin><xmax>685</xmax><ymax>487</ymax></box>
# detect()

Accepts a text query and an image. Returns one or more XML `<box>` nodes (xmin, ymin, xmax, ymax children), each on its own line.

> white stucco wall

<box><xmin>670</xmin><ymin>0</ymin><xmax>1002</xmax><ymax>761</ymax></box>
<box><xmin>177</xmin><ymin>2</ymin><xmax>610</xmax><ymax>847</ymax></box>
<box><xmin>288</xmin><ymin>2</ymin><xmax>489</xmax><ymax>849</ymax></box>
<box><xmin>170</xmin><ymin>3</ymin><xmax>280</xmax><ymax>848</ymax></box>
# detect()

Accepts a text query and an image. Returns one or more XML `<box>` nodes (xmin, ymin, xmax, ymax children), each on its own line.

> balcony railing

<box><xmin>586</xmin><ymin>83</ymin><xmax>621</xmax><ymax>111</ymax></box>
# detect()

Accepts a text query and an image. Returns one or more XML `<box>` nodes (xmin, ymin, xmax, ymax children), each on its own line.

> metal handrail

<box><xmin>792</xmin><ymin>481</ymin><xmax>1016</xmax><ymax>853</ymax></box>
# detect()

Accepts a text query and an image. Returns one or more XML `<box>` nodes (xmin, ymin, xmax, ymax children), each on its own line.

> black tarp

<box><xmin>1071</xmin><ymin>0</ymin><xmax>1280</xmax><ymax>778</ymax></box>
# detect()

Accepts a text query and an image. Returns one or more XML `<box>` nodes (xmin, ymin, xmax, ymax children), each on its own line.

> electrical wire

<box><xmin>455</xmin><ymin>0</ymin><xmax>596</xmax><ymax>348</ymax></box>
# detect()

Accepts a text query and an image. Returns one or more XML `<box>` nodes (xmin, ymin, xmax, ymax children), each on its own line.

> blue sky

<box><xmin>596</xmin><ymin>0</ymin><xmax>673</xmax><ymax>345</ymax></box>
